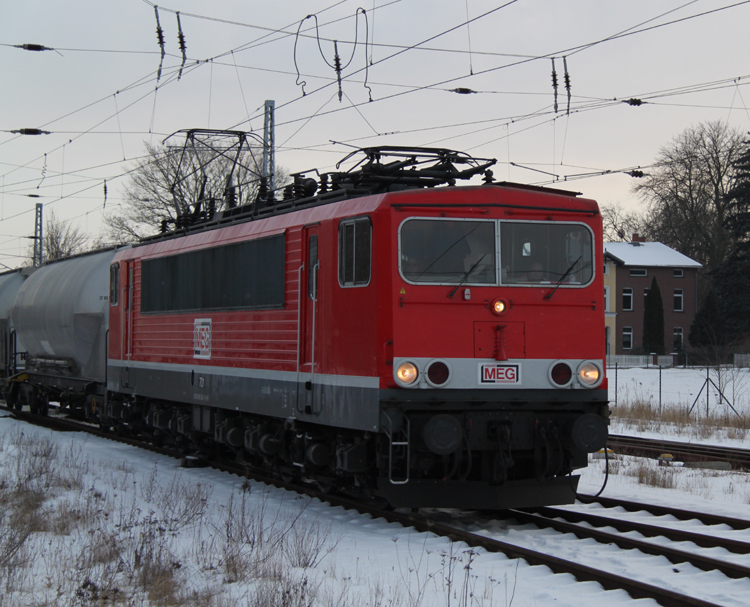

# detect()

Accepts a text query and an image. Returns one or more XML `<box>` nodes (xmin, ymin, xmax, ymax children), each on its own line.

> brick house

<box><xmin>604</xmin><ymin>235</ymin><xmax>702</xmax><ymax>355</ymax></box>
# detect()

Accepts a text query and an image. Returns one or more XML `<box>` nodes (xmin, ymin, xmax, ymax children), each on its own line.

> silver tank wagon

<box><xmin>11</xmin><ymin>249</ymin><xmax>118</xmax><ymax>384</ymax></box>
<box><xmin>0</xmin><ymin>267</ymin><xmax>36</xmax><ymax>377</ymax></box>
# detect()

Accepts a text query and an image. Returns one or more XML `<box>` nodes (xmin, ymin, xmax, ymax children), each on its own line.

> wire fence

<box><xmin>607</xmin><ymin>361</ymin><xmax>750</xmax><ymax>417</ymax></box>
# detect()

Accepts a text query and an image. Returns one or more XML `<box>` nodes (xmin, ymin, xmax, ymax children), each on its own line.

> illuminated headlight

<box><xmin>491</xmin><ymin>298</ymin><xmax>507</xmax><ymax>315</ymax></box>
<box><xmin>577</xmin><ymin>362</ymin><xmax>602</xmax><ymax>387</ymax></box>
<box><xmin>395</xmin><ymin>361</ymin><xmax>419</xmax><ymax>387</ymax></box>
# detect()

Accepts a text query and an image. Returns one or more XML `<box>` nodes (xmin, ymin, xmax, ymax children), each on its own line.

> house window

<box><xmin>623</xmin><ymin>327</ymin><xmax>633</xmax><ymax>350</ymax></box>
<box><xmin>623</xmin><ymin>288</ymin><xmax>633</xmax><ymax>311</ymax></box>
<box><xmin>674</xmin><ymin>289</ymin><xmax>684</xmax><ymax>312</ymax></box>
<box><xmin>603</xmin><ymin>263</ymin><xmax>609</xmax><ymax>275</ymax></box>
<box><xmin>630</xmin><ymin>268</ymin><xmax>648</xmax><ymax>277</ymax></box>
<box><xmin>604</xmin><ymin>285</ymin><xmax>610</xmax><ymax>312</ymax></box>
<box><xmin>674</xmin><ymin>269</ymin><xmax>684</xmax><ymax>278</ymax></box>
<box><xmin>339</xmin><ymin>217</ymin><xmax>372</xmax><ymax>287</ymax></box>
<box><xmin>673</xmin><ymin>327</ymin><xmax>683</xmax><ymax>351</ymax></box>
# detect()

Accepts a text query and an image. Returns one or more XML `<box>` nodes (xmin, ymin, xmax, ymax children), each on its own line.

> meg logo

<box><xmin>479</xmin><ymin>363</ymin><xmax>521</xmax><ymax>384</ymax></box>
<box><xmin>194</xmin><ymin>318</ymin><xmax>212</xmax><ymax>359</ymax></box>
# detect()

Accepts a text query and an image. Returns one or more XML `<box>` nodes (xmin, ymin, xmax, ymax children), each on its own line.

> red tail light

<box><xmin>550</xmin><ymin>362</ymin><xmax>573</xmax><ymax>386</ymax></box>
<box><xmin>427</xmin><ymin>361</ymin><xmax>450</xmax><ymax>386</ymax></box>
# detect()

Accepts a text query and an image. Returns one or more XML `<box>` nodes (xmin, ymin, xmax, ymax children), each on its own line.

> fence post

<box><xmin>614</xmin><ymin>363</ymin><xmax>618</xmax><ymax>406</ymax></box>
<box><xmin>659</xmin><ymin>365</ymin><xmax>662</xmax><ymax>414</ymax></box>
<box><xmin>706</xmin><ymin>366</ymin><xmax>710</xmax><ymax>417</ymax></box>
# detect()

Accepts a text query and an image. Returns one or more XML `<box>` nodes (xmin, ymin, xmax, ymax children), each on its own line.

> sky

<box><xmin>2</xmin><ymin>0</ymin><xmax>750</xmax><ymax>270</ymax></box>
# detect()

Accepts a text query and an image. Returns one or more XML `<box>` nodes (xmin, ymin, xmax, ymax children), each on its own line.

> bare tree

<box><xmin>28</xmin><ymin>209</ymin><xmax>88</xmax><ymax>263</ymax></box>
<box><xmin>600</xmin><ymin>202</ymin><xmax>648</xmax><ymax>242</ymax></box>
<box><xmin>106</xmin><ymin>131</ymin><xmax>286</xmax><ymax>241</ymax></box>
<box><xmin>633</xmin><ymin>121</ymin><xmax>744</xmax><ymax>273</ymax></box>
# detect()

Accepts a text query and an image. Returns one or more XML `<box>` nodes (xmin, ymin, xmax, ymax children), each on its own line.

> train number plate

<box><xmin>479</xmin><ymin>363</ymin><xmax>521</xmax><ymax>384</ymax></box>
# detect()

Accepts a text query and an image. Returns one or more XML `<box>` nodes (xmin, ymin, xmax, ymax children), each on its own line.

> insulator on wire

<box><xmin>333</xmin><ymin>41</ymin><xmax>343</xmax><ymax>102</ymax></box>
<box><xmin>625</xmin><ymin>98</ymin><xmax>643</xmax><ymax>106</ymax></box>
<box><xmin>103</xmin><ymin>180</ymin><xmax>108</xmax><ymax>209</ymax></box>
<box><xmin>154</xmin><ymin>6</ymin><xmax>166</xmax><ymax>82</ymax></box>
<box><xmin>452</xmin><ymin>88</ymin><xmax>477</xmax><ymax>95</ymax></box>
<box><xmin>563</xmin><ymin>56</ymin><xmax>571</xmax><ymax>115</ymax></box>
<box><xmin>551</xmin><ymin>58</ymin><xmax>559</xmax><ymax>113</ymax></box>
<box><xmin>14</xmin><ymin>43</ymin><xmax>55</xmax><ymax>52</ymax></box>
<box><xmin>176</xmin><ymin>11</ymin><xmax>187</xmax><ymax>80</ymax></box>
<box><xmin>12</xmin><ymin>128</ymin><xmax>51</xmax><ymax>135</ymax></box>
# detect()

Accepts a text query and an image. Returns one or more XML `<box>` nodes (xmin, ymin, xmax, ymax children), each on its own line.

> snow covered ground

<box><xmin>0</xmin><ymin>366</ymin><xmax>749</xmax><ymax>606</ymax></box>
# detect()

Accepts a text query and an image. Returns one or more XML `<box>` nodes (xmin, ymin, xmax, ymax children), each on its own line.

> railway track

<box><xmin>608</xmin><ymin>433</ymin><xmax>750</xmax><ymax>469</ymax></box>
<box><xmin>511</xmin><ymin>500</ymin><xmax>750</xmax><ymax>578</ymax></box>
<box><xmin>4</xmin><ymin>407</ymin><xmax>748</xmax><ymax>607</ymax></box>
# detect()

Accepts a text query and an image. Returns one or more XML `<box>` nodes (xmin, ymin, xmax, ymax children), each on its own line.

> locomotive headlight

<box><xmin>395</xmin><ymin>361</ymin><xmax>419</xmax><ymax>387</ymax></box>
<box><xmin>577</xmin><ymin>362</ymin><xmax>602</xmax><ymax>387</ymax></box>
<box><xmin>491</xmin><ymin>298</ymin><xmax>507</xmax><ymax>315</ymax></box>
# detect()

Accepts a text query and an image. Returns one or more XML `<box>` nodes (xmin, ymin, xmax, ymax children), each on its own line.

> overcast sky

<box><xmin>2</xmin><ymin>0</ymin><xmax>750</xmax><ymax>269</ymax></box>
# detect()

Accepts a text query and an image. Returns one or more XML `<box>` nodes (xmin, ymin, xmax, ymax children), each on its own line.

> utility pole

<box><xmin>32</xmin><ymin>203</ymin><xmax>43</xmax><ymax>267</ymax></box>
<box><xmin>262</xmin><ymin>100</ymin><xmax>275</xmax><ymax>193</ymax></box>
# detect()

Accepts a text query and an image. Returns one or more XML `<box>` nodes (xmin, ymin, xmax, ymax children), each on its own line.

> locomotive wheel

<box><xmin>12</xmin><ymin>400</ymin><xmax>22</xmax><ymax>412</ymax></box>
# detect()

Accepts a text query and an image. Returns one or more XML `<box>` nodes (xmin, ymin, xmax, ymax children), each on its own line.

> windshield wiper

<box><xmin>544</xmin><ymin>255</ymin><xmax>582</xmax><ymax>301</ymax></box>
<box><xmin>448</xmin><ymin>254</ymin><xmax>487</xmax><ymax>298</ymax></box>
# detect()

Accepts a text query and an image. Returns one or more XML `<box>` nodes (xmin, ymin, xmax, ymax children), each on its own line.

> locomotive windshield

<box><xmin>500</xmin><ymin>222</ymin><xmax>593</xmax><ymax>286</ymax></box>
<box><xmin>400</xmin><ymin>219</ymin><xmax>496</xmax><ymax>284</ymax></box>
<box><xmin>399</xmin><ymin>218</ymin><xmax>594</xmax><ymax>287</ymax></box>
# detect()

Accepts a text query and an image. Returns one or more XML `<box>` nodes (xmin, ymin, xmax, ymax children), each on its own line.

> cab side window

<box><xmin>339</xmin><ymin>217</ymin><xmax>371</xmax><ymax>287</ymax></box>
<box><xmin>109</xmin><ymin>263</ymin><xmax>119</xmax><ymax>305</ymax></box>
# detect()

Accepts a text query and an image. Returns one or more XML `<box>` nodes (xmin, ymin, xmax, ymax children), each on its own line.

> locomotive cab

<box><xmin>376</xmin><ymin>183</ymin><xmax>609</xmax><ymax>509</ymax></box>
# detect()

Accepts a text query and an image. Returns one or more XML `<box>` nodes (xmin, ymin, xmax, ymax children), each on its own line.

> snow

<box><xmin>604</xmin><ymin>242</ymin><xmax>703</xmax><ymax>268</ymax></box>
<box><xmin>1</xmin><ymin>366</ymin><xmax>749</xmax><ymax>606</ymax></box>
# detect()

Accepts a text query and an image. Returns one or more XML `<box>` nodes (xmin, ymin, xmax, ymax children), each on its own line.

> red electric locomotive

<box><xmin>102</xmin><ymin>146</ymin><xmax>608</xmax><ymax>509</ymax></box>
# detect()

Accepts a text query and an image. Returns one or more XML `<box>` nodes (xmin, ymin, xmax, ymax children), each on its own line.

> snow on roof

<box><xmin>604</xmin><ymin>241</ymin><xmax>702</xmax><ymax>268</ymax></box>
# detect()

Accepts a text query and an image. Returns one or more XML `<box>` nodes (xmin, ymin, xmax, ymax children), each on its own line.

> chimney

<box><xmin>631</xmin><ymin>233</ymin><xmax>646</xmax><ymax>243</ymax></box>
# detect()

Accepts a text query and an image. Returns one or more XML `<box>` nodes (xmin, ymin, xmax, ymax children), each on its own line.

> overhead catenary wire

<box><xmin>4</xmin><ymin>69</ymin><xmax>748</xmax><ymax>208</ymax></box>
<box><xmin>6</xmin><ymin>0</ymin><xmax>745</xmax><ymax>162</ymax></box>
<box><xmin>3</xmin><ymin>0</ymin><xmax>523</xmax><ymax>190</ymax></box>
<box><xmin>2</xmin><ymin>0</ymin><xmax>750</xmax><ymax>249</ymax></box>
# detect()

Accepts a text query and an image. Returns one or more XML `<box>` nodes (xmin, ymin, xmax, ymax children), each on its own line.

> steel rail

<box><xmin>607</xmin><ymin>434</ymin><xmax>750</xmax><ymax>468</ymax></box>
<box><xmin>537</xmin><ymin>505</ymin><xmax>750</xmax><ymax>553</ymax></box>
<box><xmin>578</xmin><ymin>493</ymin><xmax>750</xmax><ymax>530</ymax></box>
<box><xmin>511</xmin><ymin>507</ymin><xmax>750</xmax><ymax>579</ymax></box>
